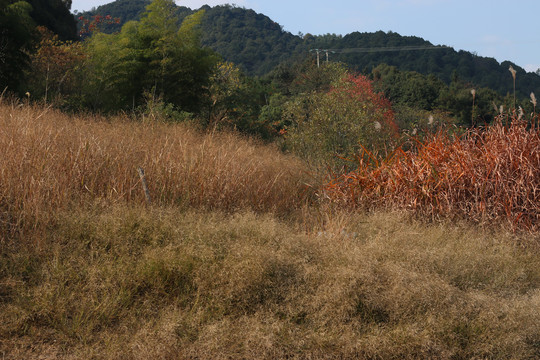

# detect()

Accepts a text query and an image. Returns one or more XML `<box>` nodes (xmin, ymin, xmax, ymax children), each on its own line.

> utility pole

<box><xmin>309</xmin><ymin>49</ymin><xmax>322</xmax><ymax>68</ymax></box>
<box><xmin>308</xmin><ymin>45</ymin><xmax>449</xmax><ymax>69</ymax></box>
<box><xmin>323</xmin><ymin>49</ymin><xmax>335</xmax><ymax>64</ymax></box>
<box><xmin>310</xmin><ymin>49</ymin><xmax>335</xmax><ymax>68</ymax></box>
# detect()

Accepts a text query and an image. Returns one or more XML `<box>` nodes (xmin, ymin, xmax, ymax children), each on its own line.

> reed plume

<box><xmin>509</xmin><ymin>65</ymin><xmax>517</xmax><ymax>109</ymax></box>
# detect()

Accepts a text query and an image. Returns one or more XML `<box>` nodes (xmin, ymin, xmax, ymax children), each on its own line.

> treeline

<box><xmin>308</xmin><ymin>30</ymin><xmax>540</xmax><ymax>99</ymax></box>
<box><xmin>79</xmin><ymin>1</ymin><xmax>540</xmax><ymax>99</ymax></box>
<box><xmin>370</xmin><ymin>63</ymin><xmax>533</xmax><ymax>127</ymax></box>
<box><xmin>3</xmin><ymin>0</ymin><xmax>220</xmax><ymax>116</ymax></box>
<box><xmin>79</xmin><ymin>2</ymin><xmax>307</xmax><ymax>76</ymax></box>
<box><xmin>3</xmin><ymin>0</ymin><xmax>538</xmax><ymax>155</ymax></box>
<box><xmin>0</xmin><ymin>0</ymin><xmax>77</xmax><ymax>92</ymax></box>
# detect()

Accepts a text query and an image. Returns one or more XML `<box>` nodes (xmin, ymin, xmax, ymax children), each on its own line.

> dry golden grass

<box><xmin>0</xmin><ymin>101</ymin><xmax>310</xmax><ymax>242</ymax></box>
<box><xmin>2</xmin><ymin>103</ymin><xmax>540</xmax><ymax>359</ymax></box>
<box><xmin>1</xmin><ymin>207</ymin><xmax>539</xmax><ymax>359</ymax></box>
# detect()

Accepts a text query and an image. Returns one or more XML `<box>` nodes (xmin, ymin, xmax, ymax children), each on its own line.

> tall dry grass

<box><xmin>324</xmin><ymin>115</ymin><xmax>540</xmax><ymax>231</ymax></box>
<box><xmin>0</xmin><ymin>101</ymin><xmax>310</xmax><ymax>241</ymax></box>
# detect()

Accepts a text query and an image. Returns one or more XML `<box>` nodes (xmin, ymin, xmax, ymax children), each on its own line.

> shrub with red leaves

<box><xmin>323</xmin><ymin>116</ymin><xmax>540</xmax><ymax>231</ymax></box>
<box><xmin>329</xmin><ymin>73</ymin><xmax>398</xmax><ymax>135</ymax></box>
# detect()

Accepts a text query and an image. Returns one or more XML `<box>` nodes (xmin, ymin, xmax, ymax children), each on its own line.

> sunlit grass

<box><xmin>0</xmin><ymin>101</ymin><xmax>310</xmax><ymax>243</ymax></box>
<box><xmin>1</xmin><ymin>207</ymin><xmax>539</xmax><ymax>359</ymax></box>
<box><xmin>1</xmin><ymin>102</ymin><xmax>540</xmax><ymax>359</ymax></box>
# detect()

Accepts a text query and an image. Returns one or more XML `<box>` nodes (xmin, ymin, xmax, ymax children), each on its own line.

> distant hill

<box><xmin>79</xmin><ymin>0</ymin><xmax>540</xmax><ymax>98</ymax></box>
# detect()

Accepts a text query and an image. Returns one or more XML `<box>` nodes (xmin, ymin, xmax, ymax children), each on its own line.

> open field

<box><xmin>1</xmin><ymin>102</ymin><xmax>540</xmax><ymax>359</ymax></box>
<box><xmin>2</xmin><ymin>207</ymin><xmax>540</xmax><ymax>359</ymax></box>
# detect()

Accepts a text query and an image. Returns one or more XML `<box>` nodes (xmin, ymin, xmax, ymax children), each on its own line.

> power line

<box><xmin>310</xmin><ymin>45</ymin><xmax>450</xmax><ymax>66</ymax></box>
<box><xmin>327</xmin><ymin>45</ymin><xmax>451</xmax><ymax>54</ymax></box>
<box><xmin>310</xmin><ymin>45</ymin><xmax>450</xmax><ymax>64</ymax></box>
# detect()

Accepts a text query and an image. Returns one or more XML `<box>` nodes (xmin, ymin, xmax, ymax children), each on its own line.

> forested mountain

<box><xmin>313</xmin><ymin>31</ymin><xmax>539</xmax><ymax>99</ymax></box>
<box><xmin>80</xmin><ymin>1</ymin><xmax>540</xmax><ymax>98</ymax></box>
<box><xmin>75</xmin><ymin>0</ymin><xmax>148</xmax><ymax>30</ymax></box>
<box><xmin>79</xmin><ymin>1</ymin><xmax>306</xmax><ymax>75</ymax></box>
<box><xmin>197</xmin><ymin>5</ymin><xmax>305</xmax><ymax>75</ymax></box>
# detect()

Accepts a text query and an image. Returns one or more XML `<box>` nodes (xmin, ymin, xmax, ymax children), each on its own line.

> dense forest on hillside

<box><xmin>79</xmin><ymin>0</ymin><xmax>540</xmax><ymax>99</ymax></box>
<box><xmin>79</xmin><ymin>1</ymin><xmax>307</xmax><ymax>75</ymax></box>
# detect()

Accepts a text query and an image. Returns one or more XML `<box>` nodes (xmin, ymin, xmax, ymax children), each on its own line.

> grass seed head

<box><xmin>509</xmin><ymin>65</ymin><xmax>517</xmax><ymax>80</ymax></box>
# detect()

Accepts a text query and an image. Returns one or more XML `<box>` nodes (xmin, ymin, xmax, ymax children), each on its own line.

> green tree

<box><xmin>82</xmin><ymin>0</ymin><xmax>217</xmax><ymax>113</ymax></box>
<box><xmin>82</xmin><ymin>23</ymin><xmax>140</xmax><ymax>110</ymax></box>
<box><xmin>26</xmin><ymin>0</ymin><xmax>77</xmax><ymax>40</ymax></box>
<box><xmin>284</xmin><ymin>71</ymin><xmax>398</xmax><ymax>170</ymax></box>
<box><xmin>26</xmin><ymin>26</ymin><xmax>85</xmax><ymax>104</ymax></box>
<box><xmin>0</xmin><ymin>0</ymin><xmax>35</xmax><ymax>93</ymax></box>
<box><xmin>204</xmin><ymin>61</ymin><xmax>273</xmax><ymax>136</ymax></box>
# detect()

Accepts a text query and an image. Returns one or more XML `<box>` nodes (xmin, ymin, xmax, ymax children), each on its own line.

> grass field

<box><xmin>1</xmin><ymin>101</ymin><xmax>540</xmax><ymax>359</ymax></box>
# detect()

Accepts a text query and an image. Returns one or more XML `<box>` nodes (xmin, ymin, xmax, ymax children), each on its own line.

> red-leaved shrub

<box><xmin>324</xmin><ymin>116</ymin><xmax>540</xmax><ymax>231</ymax></box>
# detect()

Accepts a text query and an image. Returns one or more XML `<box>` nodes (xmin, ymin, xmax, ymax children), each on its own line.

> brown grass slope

<box><xmin>0</xmin><ymin>102</ymin><xmax>309</xmax><ymax>241</ymax></box>
<box><xmin>1</xmin><ymin>103</ymin><xmax>540</xmax><ymax>359</ymax></box>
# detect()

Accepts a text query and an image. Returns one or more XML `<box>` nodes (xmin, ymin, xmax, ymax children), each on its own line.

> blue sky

<box><xmin>71</xmin><ymin>0</ymin><xmax>540</xmax><ymax>73</ymax></box>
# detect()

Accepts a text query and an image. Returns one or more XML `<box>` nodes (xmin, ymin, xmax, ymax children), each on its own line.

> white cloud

<box><xmin>176</xmin><ymin>0</ymin><xmax>248</xmax><ymax>8</ymax></box>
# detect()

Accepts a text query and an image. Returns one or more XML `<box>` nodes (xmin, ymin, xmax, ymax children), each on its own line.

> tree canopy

<box><xmin>0</xmin><ymin>0</ymin><xmax>35</xmax><ymax>92</ymax></box>
<box><xmin>79</xmin><ymin>2</ymin><xmax>540</xmax><ymax>101</ymax></box>
<box><xmin>26</xmin><ymin>0</ymin><xmax>77</xmax><ymax>40</ymax></box>
<box><xmin>0</xmin><ymin>0</ymin><xmax>77</xmax><ymax>93</ymax></box>
<box><xmin>81</xmin><ymin>0</ymin><xmax>217</xmax><ymax>112</ymax></box>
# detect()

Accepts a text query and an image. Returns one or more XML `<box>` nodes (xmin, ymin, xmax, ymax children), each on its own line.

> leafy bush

<box><xmin>283</xmin><ymin>72</ymin><xmax>398</xmax><ymax>171</ymax></box>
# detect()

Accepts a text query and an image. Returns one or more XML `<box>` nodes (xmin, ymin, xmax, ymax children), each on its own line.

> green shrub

<box><xmin>283</xmin><ymin>73</ymin><xmax>398</xmax><ymax>171</ymax></box>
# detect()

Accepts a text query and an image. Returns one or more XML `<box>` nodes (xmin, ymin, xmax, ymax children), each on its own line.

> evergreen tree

<box><xmin>0</xmin><ymin>0</ymin><xmax>35</xmax><ymax>93</ymax></box>
<box><xmin>26</xmin><ymin>0</ymin><xmax>77</xmax><ymax>40</ymax></box>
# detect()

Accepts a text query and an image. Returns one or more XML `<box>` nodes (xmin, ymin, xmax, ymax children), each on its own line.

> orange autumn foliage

<box><xmin>323</xmin><ymin>115</ymin><xmax>540</xmax><ymax>231</ymax></box>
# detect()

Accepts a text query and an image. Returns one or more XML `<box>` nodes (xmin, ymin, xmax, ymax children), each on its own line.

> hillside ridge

<box><xmin>78</xmin><ymin>0</ymin><xmax>540</xmax><ymax>97</ymax></box>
